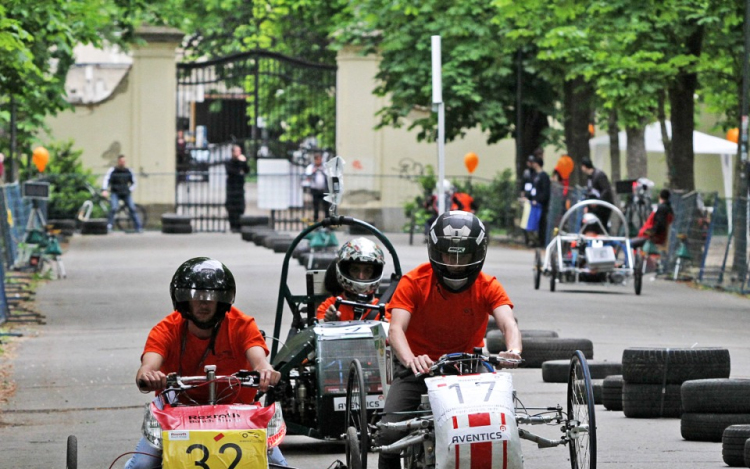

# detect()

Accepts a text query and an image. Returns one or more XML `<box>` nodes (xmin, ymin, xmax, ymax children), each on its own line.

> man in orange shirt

<box><xmin>377</xmin><ymin>211</ymin><xmax>522</xmax><ymax>469</ymax></box>
<box><xmin>317</xmin><ymin>237</ymin><xmax>388</xmax><ymax>322</ymax></box>
<box><xmin>125</xmin><ymin>257</ymin><xmax>285</xmax><ymax>469</ymax></box>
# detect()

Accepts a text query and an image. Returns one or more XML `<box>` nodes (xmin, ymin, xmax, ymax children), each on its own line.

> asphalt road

<box><xmin>0</xmin><ymin>230</ymin><xmax>748</xmax><ymax>468</ymax></box>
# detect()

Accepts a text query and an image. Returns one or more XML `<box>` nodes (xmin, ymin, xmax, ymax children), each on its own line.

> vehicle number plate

<box><xmin>162</xmin><ymin>429</ymin><xmax>267</xmax><ymax>469</ymax></box>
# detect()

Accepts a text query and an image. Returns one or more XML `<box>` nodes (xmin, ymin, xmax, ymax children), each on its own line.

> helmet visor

<box><xmin>173</xmin><ymin>288</ymin><xmax>235</xmax><ymax>304</ymax></box>
<box><xmin>339</xmin><ymin>261</ymin><xmax>383</xmax><ymax>282</ymax></box>
<box><xmin>428</xmin><ymin>239</ymin><xmax>487</xmax><ymax>270</ymax></box>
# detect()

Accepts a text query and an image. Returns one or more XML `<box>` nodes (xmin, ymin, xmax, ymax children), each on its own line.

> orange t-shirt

<box><xmin>386</xmin><ymin>263</ymin><xmax>513</xmax><ymax>361</ymax></box>
<box><xmin>316</xmin><ymin>295</ymin><xmax>386</xmax><ymax>321</ymax></box>
<box><xmin>143</xmin><ymin>306</ymin><xmax>268</xmax><ymax>402</ymax></box>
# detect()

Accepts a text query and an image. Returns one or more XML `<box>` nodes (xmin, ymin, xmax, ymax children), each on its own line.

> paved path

<box><xmin>0</xmin><ymin>230</ymin><xmax>748</xmax><ymax>468</ymax></box>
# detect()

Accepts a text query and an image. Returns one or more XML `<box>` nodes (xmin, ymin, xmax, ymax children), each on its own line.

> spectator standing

<box><xmin>102</xmin><ymin>154</ymin><xmax>142</xmax><ymax>233</ymax></box>
<box><xmin>529</xmin><ymin>155</ymin><xmax>551</xmax><ymax>246</ymax></box>
<box><xmin>225</xmin><ymin>144</ymin><xmax>250</xmax><ymax>232</ymax></box>
<box><xmin>580</xmin><ymin>158</ymin><xmax>614</xmax><ymax>232</ymax></box>
<box><xmin>303</xmin><ymin>150</ymin><xmax>330</xmax><ymax>222</ymax></box>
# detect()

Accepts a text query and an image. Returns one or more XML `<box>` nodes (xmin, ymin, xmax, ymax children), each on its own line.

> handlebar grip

<box><xmin>395</xmin><ymin>367</ymin><xmax>414</xmax><ymax>379</ymax></box>
<box><xmin>334</xmin><ymin>297</ymin><xmax>342</xmax><ymax>310</ymax></box>
<box><xmin>137</xmin><ymin>378</ymin><xmax>148</xmax><ymax>391</ymax></box>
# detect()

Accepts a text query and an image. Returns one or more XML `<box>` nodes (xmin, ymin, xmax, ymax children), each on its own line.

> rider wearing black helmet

<box><xmin>377</xmin><ymin>211</ymin><xmax>522</xmax><ymax>469</ymax></box>
<box><xmin>126</xmin><ymin>257</ymin><xmax>286</xmax><ymax>469</ymax></box>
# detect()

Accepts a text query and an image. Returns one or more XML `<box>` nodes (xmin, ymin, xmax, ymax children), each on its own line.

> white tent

<box><xmin>590</xmin><ymin>121</ymin><xmax>737</xmax><ymax>228</ymax></box>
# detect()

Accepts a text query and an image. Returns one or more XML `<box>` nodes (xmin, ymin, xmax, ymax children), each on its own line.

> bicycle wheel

<box><xmin>66</xmin><ymin>435</ymin><xmax>77</xmax><ymax>469</ymax></box>
<box><xmin>550</xmin><ymin>248</ymin><xmax>557</xmax><ymax>292</ymax></box>
<box><xmin>567</xmin><ymin>350</ymin><xmax>597</xmax><ymax>469</ymax></box>
<box><xmin>346</xmin><ymin>359</ymin><xmax>368</xmax><ymax>469</ymax></box>
<box><xmin>115</xmin><ymin>204</ymin><xmax>147</xmax><ymax>232</ymax></box>
<box><xmin>534</xmin><ymin>249</ymin><xmax>542</xmax><ymax>290</ymax></box>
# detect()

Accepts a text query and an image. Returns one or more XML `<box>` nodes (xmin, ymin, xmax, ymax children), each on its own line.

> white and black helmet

<box><xmin>335</xmin><ymin>237</ymin><xmax>385</xmax><ymax>296</ymax></box>
<box><xmin>428</xmin><ymin>211</ymin><xmax>488</xmax><ymax>293</ymax></box>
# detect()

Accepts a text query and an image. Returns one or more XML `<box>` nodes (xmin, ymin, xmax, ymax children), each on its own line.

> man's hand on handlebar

<box><xmin>255</xmin><ymin>366</ymin><xmax>281</xmax><ymax>392</ymax></box>
<box><xmin>497</xmin><ymin>350</ymin><xmax>522</xmax><ymax>368</ymax></box>
<box><xmin>323</xmin><ymin>304</ymin><xmax>341</xmax><ymax>322</ymax></box>
<box><xmin>137</xmin><ymin>369</ymin><xmax>167</xmax><ymax>392</ymax></box>
<box><xmin>405</xmin><ymin>354</ymin><xmax>434</xmax><ymax>375</ymax></box>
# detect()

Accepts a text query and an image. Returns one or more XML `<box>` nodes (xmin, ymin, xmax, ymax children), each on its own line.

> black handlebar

<box><xmin>394</xmin><ymin>352</ymin><xmax>523</xmax><ymax>380</ymax></box>
<box><xmin>333</xmin><ymin>296</ymin><xmax>386</xmax><ymax>320</ymax></box>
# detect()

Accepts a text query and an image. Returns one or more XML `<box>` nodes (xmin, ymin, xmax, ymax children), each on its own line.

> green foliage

<box><xmin>31</xmin><ymin>140</ymin><xmax>99</xmax><ymax>220</ymax></box>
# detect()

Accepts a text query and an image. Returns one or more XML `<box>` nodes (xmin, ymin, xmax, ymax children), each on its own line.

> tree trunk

<box><xmin>626</xmin><ymin>124</ymin><xmax>647</xmax><ymax>179</ymax></box>
<box><xmin>563</xmin><ymin>77</ymin><xmax>595</xmax><ymax>186</ymax></box>
<box><xmin>516</xmin><ymin>107</ymin><xmax>549</xmax><ymax>181</ymax></box>
<box><xmin>658</xmin><ymin>90</ymin><xmax>674</xmax><ymax>188</ymax></box>
<box><xmin>608</xmin><ymin>110</ymin><xmax>621</xmax><ymax>182</ymax></box>
<box><xmin>667</xmin><ymin>27</ymin><xmax>703</xmax><ymax>192</ymax></box>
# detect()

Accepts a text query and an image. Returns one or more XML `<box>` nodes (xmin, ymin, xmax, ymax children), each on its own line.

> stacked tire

<box><xmin>81</xmin><ymin>218</ymin><xmax>108</xmax><ymax>235</ymax></box>
<box><xmin>602</xmin><ymin>375</ymin><xmax>624</xmax><ymax>411</ymax></box>
<box><xmin>47</xmin><ymin>219</ymin><xmax>76</xmax><ymax>238</ymax></box>
<box><xmin>541</xmin><ymin>360</ymin><xmax>621</xmax><ymax>383</ymax></box>
<box><xmin>485</xmin><ymin>329</ymin><xmax>559</xmax><ymax>354</ymax></box>
<box><xmin>518</xmin><ymin>337</ymin><xmax>593</xmax><ymax>368</ymax></box>
<box><xmin>621</xmin><ymin>347</ymin><xmax>731</xmax><ymax>419</ymax></box>
<box><xmin>161</xmin><ymin>214</ymin><xmax>192</xmax><ymax>234</ymax></box>
<box><xmin>680</xmin><ymin>378</ymin><xmax>750</xmax><ymax>443</ymax></box>
<box><xmin>239</xmin><ymin>215</ymin><xmax>270</xmax><ymax>242</ymax></box>
<box><xmin>721</xmin><ymin>425</ymin><xmax>750</xmax><ymax>466</ymax></box>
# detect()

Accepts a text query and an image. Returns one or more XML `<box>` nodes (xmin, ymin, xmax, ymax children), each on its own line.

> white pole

<box><xmin>432</xmin><ymin>35</ymin><xmax>446</xmax><ymax>214</ymax></box>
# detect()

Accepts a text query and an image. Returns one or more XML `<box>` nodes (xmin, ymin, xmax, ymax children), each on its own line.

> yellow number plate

<box><xmin>163</xmin><ymin>429</ymin><xmax>267</xmax><ymax>469</ymax></box>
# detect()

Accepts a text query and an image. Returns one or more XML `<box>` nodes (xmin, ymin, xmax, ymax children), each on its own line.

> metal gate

<box><xmin>175</xmin><ymin>50</ymin><xmax>337</xmax><ymax>232</ymax></box>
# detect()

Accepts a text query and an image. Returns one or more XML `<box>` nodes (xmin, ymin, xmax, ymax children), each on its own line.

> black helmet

<box><xmin>428</xmin><ymin>211</ymin><xmax>488</xmax><ymax>293</ymax></box>
<box><xmin>170</xmin><ymin>257</ymin><xmax>236</xmax><ymax>330</ymax></box>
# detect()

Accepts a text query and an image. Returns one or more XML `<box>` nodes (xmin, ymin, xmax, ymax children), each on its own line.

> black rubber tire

<box><xmin>602</xmin><ymin>375</ymin><xmax>624</xmax><ymax>411</ymax></box>
<box><xmin>722</xmin><ymin>425</ymin><xmax>750</xmax><ymax>467</ymax></box>
<box><xmin>67</xmin><ymin>434</ymin><xmax>77</xmax><ymax>469</ymax></box>
<box><xmin>298</xmin><ymin>252</ymin><xmax>310</xmax><ymax>266</ymax></box>
<box><xmin>307</xmin><ymin>252</ymin><xmax>337</xmax><ymax>270</ymax></box>
<box><xmin>621</xmin><ymin>348</ymin><xmax>731</xmax><ymax>385</ymax></box>
<box><xmin>263</xmin><ymin>235</ymin><xmax>292</xmax><ymax>249</ymax></box>
<box><xmin>241</xmin><ymin>227</ymin><xmax>255</xmax><ymax>241</ymax></box>
<box><xmin>161</xmin><ymin>224</ymin><xmax>192</xmax><ymax>234</ymax></box>
<box><xmin>80</xmin><ymin>218</ymin><xmax>108</xmax><ymax>235</ymax></box>
<box><xmin>681</xmin><ymin>379</ymin><xmax>750</xmax><ymax>414</ymax></box>
<box><xmin>160</xmin><ymin>213</ymin><xmax>191</xmax><ymax>225</ymax></box>
<box><xmin>349</xmin><ymin>223</ymin><xmax>375</xmax><ymax>235</ymax></box>
<box><xmin>521</xmin><ymin>337</ymin><xmax>593</xmax><ymax>368</ymax></box>
<box><xmin>252</xmin><ymin>230</ymin><xmax>277</xmax><ymax>246</ymax></box>
<box><xmin>534</xmin><ymin>249</ymin><xmax>542</xmax><ymax>290</ymax></box>
<box><xmin>273</xmin><ymin>239</ymin><xmax>294</xmax><ymax>254</ymax></box>
<box><xmin>622</xmin><ymin>383</ymin><xmax>683</xmax><ymax>418</ymax></box>
<box><xmin>346</xmin><ymin>426</ymin><xmax>363</xmax><ymax>469</ymax></box>
<box><xmin>48</xmin><ymin>219</ymin><xmax>76</xmax><ymax>237</ymax></box>
<box><xmin>681</xmin><ymin>413</ymin><xmax>750</xmax><ymax>442</ymax></box>
<box><xmin>634</xmin><ymin>253</ymin><xmax>643</xmax><ymax>295</ymax></box>
<box><xmin>567</xmin><ymin>351</ymin><xmax>597</xmax><ymax>469</ymax></box>
<box><xmin>292</xmin><ymin>242</ymin><xmax>310</xmax><ymax>259</ymax></box>
<box><xmin>592</xmin><ymin>379</ymin><xmax>603</xmax><ymax>405</ymax></box>
<box><xmin>485</xmin><ymin>315</ymin><xmax>499</xmax><ymax>335</ymax></box>
<box><xmin>486</xmin><ymin>329</ymin><xmax>559</xmax><ymax>354</ymax></box>
<box><xmin>240</xmin><ymin>215</ymin><xmax>270</xmax><ymax>227</ymax></box>
<box><xmin>345</xmin><ymin>359</ymin><xmax>368</xmax><ymax>469</ymax></box>
<box><xmin>550</xmin><ymin>251</ymin><xmax>557</xmax><ymax>292</ymax></box>
<box><xmin>744</xmin><ymin>438</ymin><xmax>750</xmax><ymax>467</ymax></box>
<box><xmin>542</xmin><ymin>360</ymin><xmax>622</xmax><ymax>383</ymax></box>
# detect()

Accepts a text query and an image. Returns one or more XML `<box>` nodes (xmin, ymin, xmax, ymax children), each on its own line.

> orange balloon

<box><xmin>32</xmin><ymin>146</ymin><xmax>50</xmax><ymax>173</ymax></box>
<box><xmin>727</xmin><ymin>128</ymin><xmax>739</xmax><ymax>144</ymax></box>
<box><xmin>464</xmin><ymin>152</ymin><xmax>479</xmax><ymax>174</ymax></box>
<box><xmin>588</xmin><ymin>124</ymin><xmax>595</xmax><ymax>137</ymax></box>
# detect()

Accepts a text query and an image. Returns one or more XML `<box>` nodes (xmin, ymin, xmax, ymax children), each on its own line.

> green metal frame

<box><xmin>271</xmin><ymin>215</ymin><xmax>402</xmax><ymax>361</ymax></box>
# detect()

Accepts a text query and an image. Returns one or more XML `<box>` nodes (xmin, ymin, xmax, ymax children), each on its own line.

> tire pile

<box><xmin>161</xmin><ymin>214</ymin><xmax>192</xmax><ymax>234</ymax></box>
<box><xmin>485</xmin><ymin>321</ymin><xmax>592</xmax><ymax>368</ymax></box>
<box><xmin>80</xmin><ymin>218</ymin><xmax>108</xmax><ymax>235</ymax></box>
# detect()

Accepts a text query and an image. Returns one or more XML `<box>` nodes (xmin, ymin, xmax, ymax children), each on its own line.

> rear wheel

<box><xmin>66</xmin><ymin>435</ymin><xmax>77</xmax><ymax>469</ymax></box>
<box><xmin>567</xmin><ymin>351</ymin><xmax>596</xmax><ymax>469</ymax></box>
<box><xmin>534</xmin><ymin>249</ymin><xmax>542</xmax><ymax>290</ymax></box>
<box><xmin>550</xmin><ymin>249</ymin><xmax>557</xmax><ymax>292</ymax></box>
<box><xmin>346</xmin><ymin>359</ymin><xmax>368</xmax><ymax>469</ymax></box>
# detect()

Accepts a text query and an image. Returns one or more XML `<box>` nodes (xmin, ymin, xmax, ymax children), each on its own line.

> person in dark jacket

<box><xmin>529</xmin><ymin>155</ymin><xmax>551</xmax><ymax>246</ymax></box>
<box><xmin>581</xmin><ymin>158</ymin><xmax>614</xmax><ymax>233</ymax></box>
<box><xmin>102</xmin><ymin>154</ymin><xmax>142</xmax><ymax>232</ymax></box>
<box><xmin>226</xmin><ymin>144</ymin><xmax>250</xmax><ymax>232</ymax></box>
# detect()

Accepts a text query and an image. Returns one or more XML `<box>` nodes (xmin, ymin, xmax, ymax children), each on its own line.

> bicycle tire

<box><xmin>115</xmin><ymin>204</ymin><xmax>147</xmax><ymax>232</ymax></box>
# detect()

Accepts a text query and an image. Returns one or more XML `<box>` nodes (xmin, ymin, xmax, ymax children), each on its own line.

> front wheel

<box><xmin>550</xmin><ymin>249</ymin><xmax>557</xmax><ymax>292</ymax></box>
<box><xmin>66</xmin><ymin>435</ymin><xmax>77</xmax><ymax>469</ymax></box>
<box><xmin>345</xmin><ymin>359</ymin><xmax>369</xmax><ymax>469</ymax></box>
<box><xmin>567</xmin><ymin>351</ymin><xmax>596</xmax><ymax>469</ymax></box>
